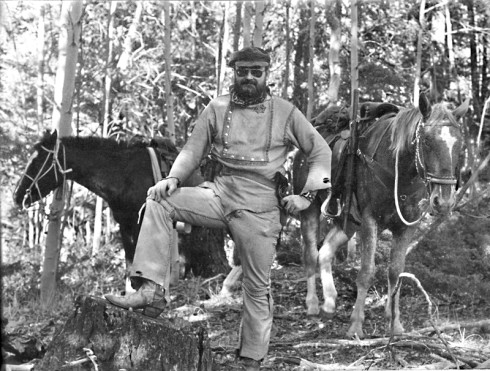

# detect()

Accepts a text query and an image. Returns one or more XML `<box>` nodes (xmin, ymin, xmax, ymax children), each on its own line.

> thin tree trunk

<box><xmin>414</xmin><ymin>0</ymin><xmax>426</xmax><ymax>106</ymax></box>
<box><xmin>351</xmin><ymin>0</ymin><xmax>359</xmax><ymax>111</ymax></box>
<box><xmin>217</xmin><ymin>2</ymin><xmax>230</xmax><ymax>96</ymax></box>
<box><xmin>36</xmin><ymin>4</ymin><xmax>45</xmax><ymax>133</ymax></box>
<box><xmin>93</xmin><ymin>1</ymin><xmax>118</xmax><ymax>257</ymax></box>
<box><xmin>293</xmin><ymin>7</ymin><xmax>309</xmax><ymax>113</ymax></box>
<box><xmin>282</xmin><ymin>0</ymin><xmax>290</xmax><ymax>100</ymax></box>
<box><xmin>28</xmin><ymin>208</ymin><xmax>35</xmax><ymax>250</ymax></box>
<box><xmin>466</xmin><ymin>0</ymin><xmax>481</xmax><ymax>120</ymax></box>
<box><xmin>253</xmin><ymin>1</ymin><xmax>264</xmax><ymax>47</ymax></box>
<box><xmin>162</xmin><ymin>1</ymin><xmax>180</xmax><ymax>285</ymax></box>
<box><xmin>306</xmin><ymin>1</ymin><xmax>316</xmax><ymax>121</ymax></box>
<box><xmin>243</xmin><ymin>1</ymin><xmax>253</xmax><ymax>47</ymax></box>
<box><xmin>117</xmin><ymin>1</ymin><xmax>143</xmax><ymax>72</ymax></box>
<box><xmin>163</xmin><ymin>1</ymin><xmax>175</xmax><ymax>141</ymax></box>
<box><xmin>326</xmin><ymin>0</ymin><xmax>341</xmax><ymax>106</ymax></box>
<box><xmin>41</xmin><ymin>0</ymin><xmax>82</xmax><ymax>310</ymax></box>
<box><xmin>190</xmin><ymin>2</ymin><xmax>198</xmax><ymax>59</ymax></box>
<box><xmin>233</xmin><ymin>2</ymin><xmax>242</xmax><ymax>51</ymax></box>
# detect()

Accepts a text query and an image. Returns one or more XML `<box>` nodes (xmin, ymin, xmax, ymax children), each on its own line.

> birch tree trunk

<box><xmin>41</xmin><ymin>0</ymin><xmax>82</xmax><ymax>309</ymax></box>
<box><xmin>414</xmin><ymin>0</ymin><xmax>426</xmax><ymax>106</ymax></box>
<box><xmin>36</xmin><ymin>4</ymin><xmax>45</xmax><ymax>133</ymax></box>
<box><xmin>350</xmin><ymin>0</ymin><xmax>359</xmax><ymax>113</ymax></box>
<box><xmin>325</xmin><ymin>0</ymin><xmax>341</xmax><ymax>106</ymax></box>
<box><xmin>282</xmin><ymin>0</ymin><xmax>291</xmax><ymax>100</ymax></box>
<box><xmin>243</xmin><ymin>1</ymin><xmax>253</xmax><ymax>47</ymax></box>
<box><xmin>233</xmin><ymin>2</ymin><xmax>242</xmax><ymax>51</ymax></box>
<box><xmin>466</xmin><ymin>0</ymin><xmax>481</xmax><ymax>120</ymax></box>
<box><xmin>93</xmin><ymin>1</ymin><xmax>117</xmax><ymax>257</ymax></box>
<box><xmin>306</xmin><ymin>1</ymin><xmax>316</xmax><ymax>121</ymax></box>
<box><xmin>217</xmin><ymin>2</ymin><xmax>230</xmax><ymax>96</ymax></box>
<box><xmin>253</xmin><ymin>1</ymin><xmax>264</xmax><ymax>47</ymax></box>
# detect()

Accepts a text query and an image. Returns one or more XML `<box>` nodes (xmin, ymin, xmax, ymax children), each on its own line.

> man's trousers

<box><xmin>130</xmin><ymin>185</ymin><xmax>281</xmax><ymax>361</ymax></box>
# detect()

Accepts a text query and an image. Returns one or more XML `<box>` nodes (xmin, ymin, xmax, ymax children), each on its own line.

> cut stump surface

<box><xmin>35</xmin><ymin>295</ymin><xmax>213</xmax><ymax>371</ymax></box>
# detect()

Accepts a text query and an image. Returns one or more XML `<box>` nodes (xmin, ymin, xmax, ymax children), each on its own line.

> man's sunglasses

<box><xmin>235</xmin><ymin>67</ymin><xmax>265</xmax><ymax>78</ymax></box>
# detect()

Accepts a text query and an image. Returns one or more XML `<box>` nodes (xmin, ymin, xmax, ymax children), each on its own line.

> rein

<box><xmin>394</xmin><ymin>117</ymin><xmax>457</xmax><ymax>226</ymax></box>
<box><xmin>20</xmin><ymin>139</ymin><xmax>73</xmax><ymax>209</ymax></box>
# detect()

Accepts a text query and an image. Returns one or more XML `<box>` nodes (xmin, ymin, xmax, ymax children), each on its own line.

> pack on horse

<box><xmin>13</xmin><ymin>130</ymin><xmax>204</xmax><ymax>278</ymax></box>
<box><xmin>293</xmin><ymin>94</ymin><xmax>469</xmax><ymax>338</ymax></box>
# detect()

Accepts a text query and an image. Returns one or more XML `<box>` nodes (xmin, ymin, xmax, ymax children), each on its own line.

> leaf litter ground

<box><xmin>2</xmin><ymin>250</ymin><xmax>490</xmax><ymax>369</ymax></box>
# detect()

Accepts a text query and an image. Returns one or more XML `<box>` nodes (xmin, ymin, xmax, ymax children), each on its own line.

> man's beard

<box><xmin>234</xmin><ymin>79</ymin><xmax>267</xmax><ymax>100</ymax></box>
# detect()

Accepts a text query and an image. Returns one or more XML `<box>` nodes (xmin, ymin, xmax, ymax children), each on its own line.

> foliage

<box><xmin>406</xmin><ymin>196</ymin><xmax>490</xmax><ymax>303</ymax></box>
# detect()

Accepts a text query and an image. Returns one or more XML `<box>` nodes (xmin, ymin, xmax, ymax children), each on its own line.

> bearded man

<box><xmin>104</xmin><ymin>47</ymin><xmax>332</xmax><ymax>371</ymax></box>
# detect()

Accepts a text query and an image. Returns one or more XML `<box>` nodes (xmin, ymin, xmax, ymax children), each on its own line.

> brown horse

<box><xmin>13</xmin><ymin>130</ymin><xmax>205</xmax><ymax>267</ymax></box>
<box><xmin>294</xmin><ymin>94</ymin><xmax>469</xmax><ymax>338</ymax></box>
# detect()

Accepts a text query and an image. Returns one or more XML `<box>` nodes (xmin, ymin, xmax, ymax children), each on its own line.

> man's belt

<box><xmin>219</xmin><ymin>167</ymin><xmax>276</xmax><ymax>189</ymax></box>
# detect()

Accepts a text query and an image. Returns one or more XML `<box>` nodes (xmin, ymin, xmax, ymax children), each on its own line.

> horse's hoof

<box><xmin>346</xmin><ymin>326</ymin><xmax>364</xmax><ymax>339</ymax></box>
<box><xmin>389</xmin><ymin>325</ymin><xmax>405</xmax><ymax>336</ymax></box>
<box><xmin>306</xmin><ymin>311</ymin><xmax>320</xmax><ymax>318</ymax></box>
<box><xmin>319</xmin><ymin>309</ymin><xmax>335</xmax><ymax>320</ymax></box>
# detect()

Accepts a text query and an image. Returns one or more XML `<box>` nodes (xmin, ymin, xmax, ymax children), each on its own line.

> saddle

<box><xmin>316</xmin><ymin>102</ymin><xmax>400</xmax><ymax>225</ymax></box>
<box><xmin>149</xmin><ymin>137</ymin><xmax>179</xmax><ymax>177</ymax></box>
<box><xmin>359</xmin><ymin>102</ymin><xmax>400</xmax><ymax>121</ymax></box>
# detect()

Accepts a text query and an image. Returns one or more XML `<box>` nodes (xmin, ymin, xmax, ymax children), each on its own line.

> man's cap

<box><xmin>228</xmin><ymin>47</ymin><xmax>270</xmax><ymax>67</ymax></box>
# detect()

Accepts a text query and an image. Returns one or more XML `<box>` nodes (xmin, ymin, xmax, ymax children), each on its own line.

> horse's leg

<box><xmin>300</xmin><ymin>204</ymin><xmax>321</xmax><ymax>316</ymax></box>
<box><xmin>347</xmin><ymin>210</ymin><xmax>377</xmax><ymax>338</ymax></box>
<box><xmin>220</xmin><ymin>265</ymin><xmax>243</xmax><ymax>297</ymax></box>
<box><xmin>345</xmin><ymin>232</ymin><xmax>357</xmax><ymax>264</ymax></box>
<box><xmin>119</xmin><ymin>226</ymin><xmax>137</xmax><ymax>294</ymax></box>
<box><xmin>318</xmin><ymin>223</ymin><xmax>349</xmax><ymax>317</ymax></box>
<box><xmin>385</xmin><ymin>228</ymin><xmax>415</xmax><ymax>335</ymax></box>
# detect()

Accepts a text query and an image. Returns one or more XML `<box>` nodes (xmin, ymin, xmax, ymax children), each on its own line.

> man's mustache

<box><xmin>241</xmin><ymin>80</ymin><xmax>257</xmax><ymax>86</ymax></box>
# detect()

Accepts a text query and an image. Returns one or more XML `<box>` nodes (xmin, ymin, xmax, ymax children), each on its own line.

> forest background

<box><xmin>1</xmin><ymin>0</ymin><xmax>490</xmax><ymax>369</ymax></box>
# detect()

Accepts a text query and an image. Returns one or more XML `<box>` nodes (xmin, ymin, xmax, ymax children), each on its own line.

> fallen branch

<box><xmin>200</xmin><ymin>273</ymin><xmax>225</xmax><ymax>286</ymax></box>
<box><xmin>390</xmin><ymin>272</ymin><xmax>470</xmax><ymax>369</ymax></box>
<box><xmin>273</xmin><ymin>356</ymin><xmax>367</xmax><ymax>370</ymax></box>
<box><xmin>416</xmin><ymin>319</ymin><xmax>490</xmax><ymax>334</ymax></box>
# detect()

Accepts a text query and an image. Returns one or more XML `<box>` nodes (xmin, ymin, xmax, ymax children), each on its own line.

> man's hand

<box><xmin>281</xmin><ymin>195</ymin><xmax>312</xmax><ymax>215</ymax></box>
<box><xmin>147</xmin><ymin>177</ymin><xmax>179</xmax><ymax>202</ymax></box>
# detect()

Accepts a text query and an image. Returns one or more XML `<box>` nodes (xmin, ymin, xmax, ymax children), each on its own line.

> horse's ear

<box><xmin>419</xmin><ymin>93</ymin><xmax>432</xmax><ymax>120</ymax></box>
<box><xmin>452</xmin><ymin>98</ymin><xmax>470</xmax><ymax>119</ymax></box>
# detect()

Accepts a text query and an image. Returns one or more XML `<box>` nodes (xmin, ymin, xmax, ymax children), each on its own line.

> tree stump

<box><xmin>35</xmin><ymin>296</ymin><xmax>213</xmax><ymax>371</ymax></box>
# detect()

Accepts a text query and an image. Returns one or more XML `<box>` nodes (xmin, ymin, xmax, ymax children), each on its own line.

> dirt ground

<box><xmin>163</xmin><ymin>263</ymin><xmax>490</xmax><ymax>370</ymax></box>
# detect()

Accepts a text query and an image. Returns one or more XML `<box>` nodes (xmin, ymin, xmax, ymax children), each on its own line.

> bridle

<box><xmin>395</xmin><ymin>117</ymin><xmax>459</xmax><ymax>225</ymax></box>
<box><xmin>413</xmin><ymin>119</ymin><xmax>459</xmax><ymax>187</ymax></box>
<box><xmin>17</xmin><ymin>139</ymin><xmax>72</xmax><ymax>210</ymax></box>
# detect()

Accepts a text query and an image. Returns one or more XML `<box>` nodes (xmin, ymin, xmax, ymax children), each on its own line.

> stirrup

<box><xmin>320</xmin><ymin>191</ymin><xmax>342</xmax><ymax>219</ymax></box>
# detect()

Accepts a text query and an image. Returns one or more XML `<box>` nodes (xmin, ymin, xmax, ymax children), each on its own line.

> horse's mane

<box><xmin>388</xmin><ymin>103</ymin><xmax>458</xmax><ymax>154</ymax></box>
<box><xmin>64</xmin><ymin>136</ymin><xmax>148</xmax><ymax>150</ymax></box>
<box><xmin>37</xmin><ymin>132</ymin><xmax>148</xmax><ymax>152</ymax></box>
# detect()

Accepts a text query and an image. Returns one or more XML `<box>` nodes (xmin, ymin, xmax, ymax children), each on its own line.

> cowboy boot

<box><xmin>105</xmin><ymin>279</ymin><xmax>166</xmax><ymax>318</ymax></box>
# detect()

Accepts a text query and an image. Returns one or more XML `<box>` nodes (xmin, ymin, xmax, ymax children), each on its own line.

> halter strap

<box><xmin>19</xmin><ymin>139</ymin><xmax>72</xmax><ymax>209</ymax></box>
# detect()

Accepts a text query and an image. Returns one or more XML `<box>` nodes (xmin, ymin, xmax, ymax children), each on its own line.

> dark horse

<box><xmin>14</xmin><ymin>130</ymin><xmax>203</xmax><ymax>264</ymax></box>
<box><xmin>294</xmin><ymin>94</ymin><xmax>469</xmax><ymax>338</ymax></box>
